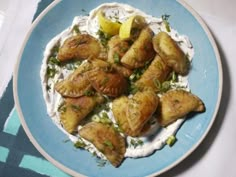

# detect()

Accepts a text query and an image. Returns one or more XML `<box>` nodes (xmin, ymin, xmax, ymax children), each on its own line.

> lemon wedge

<box><xmin>98</xmin><ymin>11</ymin><xmax>121</xmax><ymax>36</ymax></box>
<box><xmin>119</xmin><ymin>15</ymin><xmax>146</xmax><ymax>40</ymax></box>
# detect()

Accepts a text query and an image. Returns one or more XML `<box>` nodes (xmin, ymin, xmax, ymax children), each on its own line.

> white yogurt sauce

<box><xmin>40</xmin><ymin>3</ymin><xmax>194</xmax><ymax>159</ymax></box>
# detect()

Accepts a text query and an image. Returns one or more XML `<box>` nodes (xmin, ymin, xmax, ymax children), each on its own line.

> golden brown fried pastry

<box><xmin>107</xmin><ymin>35</ymin><xmax>131</xmax><ymax>64</ymax></box>
<box><xmin>111</xmin><ymin>64</ymin><xmax>133</xmax><ymax>78</ymax></box>
<box><xmin>152</xmin><ymin>32</ymin><xmax>190</xmax><ymax>75</ymax></box>
<box><xmin>112</xmin><ymin>96</ymin><xmax>138</xmax><ymax>137</ymax></box>
<box><xmin>58</xmin><ymin>34</ymin><xmax>101</xmax><ymax>61</ymax></box>
<box><xmin>135</xmin><ymin>55</ymin><xmax>171</xmax><ymax>92</ymax></box>
<box><xmin>89</xmin><ymin>58</ymin><xmax>113</xmax><ymax>71</ymax></box>
<box><xmin>86</xmin><ymin>68</ymin><xmax>128</xmax><ymax>97</ymax></box>
<box><xmin>127</xmin><ymin>90</ymin><xmax>159</xmax><ymax>133</ymax></box>
<box><xmin>112</xmin><ymin>90</ymin><xmax>159</xmax><ymax>136</ymax></box>
<box><xmin>59</xmin><ymin>94</ymin><xmax>104</xmax><ymax>133</ymax></box>
<box><xmin>79</xmin><ymin>122</ymin><xmax>126</xmax><ymax>167</ymax></box>
<box><xmin>158</xmin><ymin>89</ymin><xmax>205</xmax><ymax>126</ymax></box>
<box><xmin>55</xmin><ymin>62</ymin><xmax>93</xmax><ymax>97</ymax></box>
<box><xmin>91</xmin><ymin>58</ymin><xmax>133</xmax><ymax>78</ymax></box>
<box><xmin>121</xmin><ymin>27</ymin><xmax>155</xmax><ymax>69</ymax></box>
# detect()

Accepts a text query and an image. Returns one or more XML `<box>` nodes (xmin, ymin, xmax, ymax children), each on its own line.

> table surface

<box><xmin>0</xmin><ymin>0</ymin><xmax>235</xmax><ymax>177</ymax></box>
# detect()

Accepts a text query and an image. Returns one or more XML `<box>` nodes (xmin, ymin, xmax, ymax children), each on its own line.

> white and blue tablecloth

<box><xmin>0</xmin><ymin>1</ymin><xmax>70</xmax><ymax>176</ymax></box>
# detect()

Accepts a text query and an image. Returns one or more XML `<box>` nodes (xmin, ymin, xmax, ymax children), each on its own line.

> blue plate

<box><xmin>14</xmin><ymin>0</ymin><xmax>222</xmax><ymax>176</ymax></box>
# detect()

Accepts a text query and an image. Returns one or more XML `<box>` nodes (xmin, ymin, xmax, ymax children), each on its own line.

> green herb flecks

<box><xmin>72</xmin><ymin>25</ymin><xmax>81</xmax><ymax>34</ymax></box>
<box><xmin>71</xmin><ymin>104</ymin><xmax>81</xmax><ymax>112</ymax></box>
<box><xmin>130</xmin><ymin>138</ymin><xmax>144</xmax><ymax>148</ymax></box>
<box><xmin>129</xmin><ymin>60</ymin><xmax>151</xmax><ymax>82</ymax></box>
<box><xmin>113</xmin><ymin>52</ymin><xmax>120</xmax><ymax>64</ymax></box>
<box><xmin>103</xmin><ymin>140</ymin><xmax>114</xmax><ymax>149</ymax></box>
<box><xmin>92</xmin><ymin>112</ymin><xmax>112</xmax><ymax>125</ymax></box>
<box><xmin>63</xmin><ymin>60</ymin><xmax>82</xmax><ymax>70</ymax></box>
<box><xmin>48</xmin><ymin>56</ymin><xmax>61</xmax><ymax>66</ymax></box>
<box><xmin>84</xmin><ymin>90</ymin><xmax>95</xmax><ymax>96</ymax></box>
<box><xmin>161</xmin><ymin>14</ymin><xmax>171</xmax><ymax>32</ymax></box>
<box><xmin>58</xmin><ymin>101</ymin><xmax>66</xmax><ymax>113</ymax></box>
<box><xmin>46</xmin><ymin>66</ymin><xmax>57</xmax><ymax>79</ymax></box>
<box><xmin>97</xmin><ymin>29</ymin><xmax>112</xmax><ymax>47</ymax></box>
<box><xmin>74</xmin><ymin>138</ymin><xmax>87</xmax><ymax>149</ymax></box>
<box><xmin>50</xmin><ymin>45</ymin><xmax>60</xmax><ymax>57</ymax></box>
<box><xmin>166</xmin><ymin>135</ymin><xmax>177</xmax><ymax>147</ymax></box>
<box><xmin>128</xmin><ymin>84</ymin><xmax>140</xmax><ymax>94</ymax></box>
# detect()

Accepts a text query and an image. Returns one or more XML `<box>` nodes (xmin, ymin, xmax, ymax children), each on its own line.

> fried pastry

<box><xmin>79</xmin><ymin>122</ymin><xmax>126</xmax><ymax>167</ymax></box>
<box><xmin>127</xmin><ymin>90</ymin><xmax>159</xmax><ymax>133</ymax></box>
<box><xmin>135</xmin><ymin>55</ymin><xmax>171</xmax><ymax>92</ymax></box>
<box><xmin>86</xmin><ymin>68</ymin><xmax>128</xmax><ymax>97</ymax></box>
<box><xmin>121</xmin><ymin>27</ymin><xmax>155</xmax><ymax>69</ymax></box>
<box><xmin>112</xmin><ymin>96</ymin><xmax>138</xmax><ymax>137</ymax></box>
<box><xmin>60</xmin><ymin>94</ymin><xmax>104</xmax><ymax>133</ymax></box>
<box><xmin>107</xmin><ymin>35</ymin><xmax>131</xmax><ymax>64</ymax></box>
<box><xmin>112</xmin><ymin>90</ymin><xmax>159</xmax><ymax>136</ymax></box>
<box><xmin>152</xmin><ymin>32</ymin><xmax>190</xmax><ymax>75</ymax></box>
<box><xmin>55</xmin><ymin>62</ymin><xmax>93</xmax><ymax>97</ymax></box>
<box><xmin>158</xmin><ymin>89</ymin><xmax>205</xmax><ymax>126</ymax></box>
<box><xmin>58</xmin><ymin>34</ymin><xmax>101</xmax><ymax>61</ymax></box>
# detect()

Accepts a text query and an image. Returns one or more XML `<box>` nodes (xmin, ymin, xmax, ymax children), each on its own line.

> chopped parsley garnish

<box><xmin>113</xmin><ymin>52</ymin><xmax>120</xmax><ymax>64</ymax></box>
<box><xmin>74</xmin><ymin>139</ymin><xmax>87</xmax><ymax>149</ymax></box>
<box><xmin>92</xmin><ymin>112</ymin><xmax>112</xmax><ymax>125</ymax></box>
<box><xmin>103</xmin><ymin>140</ymin><xmax>114</xmax><ymax>149</ymax></box>
<box><xmin>84</xmin><ymin>90</ymin><xmax>95</xmax><ymax>96</ymax></box>
<box><xmin>46</xmin><ymin>66</ymin><xmax>57</xmax><ymax>78</ymax></box>
<box><xmin>130</xmin><ymin>138</ymin><xmax>144</xmax><ymax>148</ymax></box>
<box><xmin>48</xmin><ymin>56</ymin><xmax>61</xmax><ymax>66</ymax></box>
<box><xmin>63</xmin><ymin>60</ymin><xmax>82</xmax><ymax>70</ymax></box>
<box><xmin>161</xmin><ymin>14</ymin><xmax>171</xmax><ymax>32</ymax></box>
<box><xmin>58</xmin><ymin>101</ymin><xmax>66</xmax><ymax>113</ymax></box>
<box><xmin>97</xmin><ymin>29</ymin><xmax>112</xmax><ymax>47</ymax></box>
<box><xmin>72</xmin><ymin>25</ymin><xmax>81</xmax><ymax>34</ymax></box>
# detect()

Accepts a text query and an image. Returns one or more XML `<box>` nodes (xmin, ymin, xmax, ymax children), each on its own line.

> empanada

<box><xmin>79</xmin><ymin>122</ymin><xmax>126</xmax><ymax>167</ymax></box>
<box><xmin>152</xmin><ymin>32</ymin><xmax>190</xmax><ymax>75</ymax></box>
<box><xmin>112</xmin><ymin>96</ymin><xmax>138</xmax><ymax>137</ymax></box>
<box><xmin>58</xmin><ymin>34</ymin><xmax>101</xmax><ymax>61</ymax></box>
<box><xmin>121</xmin><ymin>27</ymin><xmax>155</xmax><ymax>69</ymax></box>
<box><xmin>60</xmin><ymin>94</ymin><xmax>104</xmax><ymax>133</ymax></box>
<box><xmin>86</xmin><ymin>68</ymin><xmax>128</xmax><ymax>97</ymax></box>
<box><xmin>107</xmin><ymin>35</ymin><xmax>131</xmax><ymax>64</ymax></box>
<box><xmin>127</xmin><ymin>90</ymin><xmax>159</xmax><ymax>133</ymax></box>
<box><xmin>55</xmin><ymin>62</ymin><xmax>93</xmax><ymax>97</ymax></box>
<box><xmin>158</xmin><ymin>89</ymin><xmax>205</xmax><ymax>126</ymax></box>
<box><xmin>135</xmin><ymin>55</ymin><xmax>171</xmax><ymax>92</ymax></box>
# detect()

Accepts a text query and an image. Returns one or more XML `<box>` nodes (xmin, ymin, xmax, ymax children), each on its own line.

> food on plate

<box><xmin>55</xmin><ymin>62</ymin><xmax>92</xmax><ymax>97</ymax></box>
<box><xmin>59</xmin><ymin>94</ymin><xmax>105</xmax><ymax>133</ymax></box>
<box><xmin>119</xmin><ymin>15</ymin><xmax>147</xmax><ymax>40</ymax></box>
<box><xmin>135</xmin><ymin>54</ymin><xmax>171</xmax><ymax>92</ymax></box>
<box><xmin>79</xmin><ymin>122</ymin><xmax>126</xmax><ymax>167</ymax></box>
<box><xmin>112</xmin><ymin>90</ymin><xmax>159</xmax><ymax>137</ymax></box>
<box><xmin>158</xmin><ymin>89</ymin><xmax>205</xmax><ymax>126</ymax></box>
<box><xmin>86</xmin><ymin>63</ymin><xmax>128</xmax><ymax>97</ymax></box>
<box><xmin>121</xmin><ymin>27</ymin><xmax>156</xmax><ymax>69</ymax></box>
<box><xmin>58</xmin><ymin>34</ymin><xmax>101</xmax><ymax>61</ymax></box>
<box><xmin>152</xmin><ymin>31</ymin><xmax>190</xmax><ymax>75</ymax></box>
<box><xmin>98</xmin><ymin>10</ymin><xmax>121</xmax><ymax>36</ymax></box>
<box><xmin>107</xmin><ymin>35</ymin><xmax>131</xmax><ymax>64</ymax></box>
<box><xmin>40</xmin><ymin>3</ymin><xmax>205</xmax><ymax>167</ymax></box>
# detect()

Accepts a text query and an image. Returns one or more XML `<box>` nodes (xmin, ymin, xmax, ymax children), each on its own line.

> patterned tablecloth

<box><xmin>0</xmin><ymin>1</ymin><xmax>70</xmax><ymax>176</ymax></box>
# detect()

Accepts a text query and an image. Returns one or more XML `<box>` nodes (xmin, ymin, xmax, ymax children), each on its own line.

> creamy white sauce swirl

<box><xmin>40</xmin><ymin>3</ymin><xmax>194</xmax><ymax>159</ymax></box>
